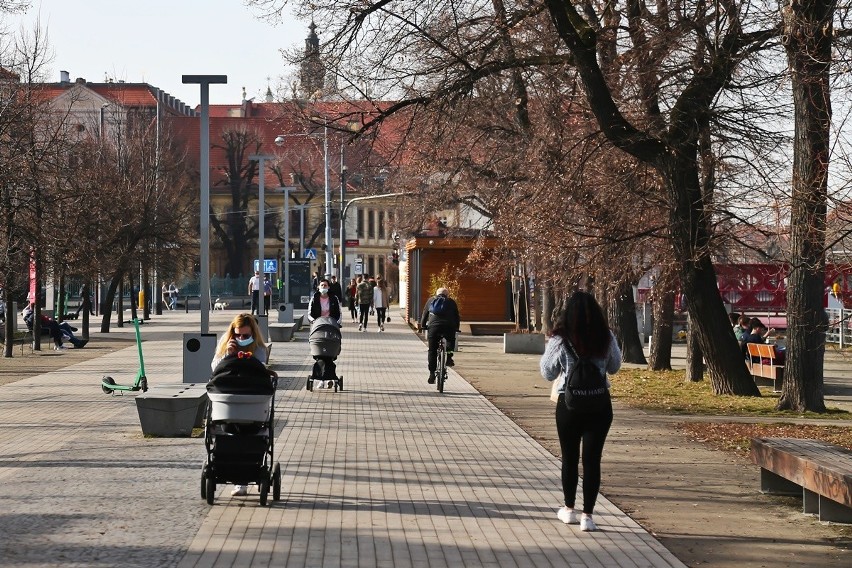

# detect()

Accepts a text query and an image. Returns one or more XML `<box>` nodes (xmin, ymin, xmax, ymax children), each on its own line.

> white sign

<box><xmin>300</xmin><ymin>295</ymin><xmax>311</xmax><ymax>304</ymax></box>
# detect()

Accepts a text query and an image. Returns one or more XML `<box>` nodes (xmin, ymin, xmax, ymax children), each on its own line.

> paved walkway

<box><xmin>0</xmin><ymin>311</ymin><xmax>684</xmax><ymax>567</ymax></box>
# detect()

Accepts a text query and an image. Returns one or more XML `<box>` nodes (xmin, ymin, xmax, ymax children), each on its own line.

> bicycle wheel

<box><xmin>437</xmin><ymin>341</ymin><xmax>446</xmax><ymax>393</ymax></box>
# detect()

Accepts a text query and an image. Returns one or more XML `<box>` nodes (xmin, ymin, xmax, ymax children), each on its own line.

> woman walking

<box><xmin>373</xmin><ymin>277</ymin><xmax>389</xmax><ymax>331</ymax></box>
<box><xmin>346</xmin><ymin>278</ymin><xmax>358</xmax><ymax>323</ymax></box>
<box><xmin>539</xmin><ymin>291</ymin><xmax>621</xmax><ymax>531</ymax></box>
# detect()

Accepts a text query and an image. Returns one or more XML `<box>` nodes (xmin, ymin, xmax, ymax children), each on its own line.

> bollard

<box><xmin>185</xmin><ymin>295</ymin><xmax>189</xmax><ymax>313</ymax></box>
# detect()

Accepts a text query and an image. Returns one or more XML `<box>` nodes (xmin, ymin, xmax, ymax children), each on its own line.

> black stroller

<box><xmin>306</xmin><ymin>316</ymin><xmax>343</xmax><ymax>392</ymax></box>
<box><xmin>200</xmin><ymin>355</ymin><xmax>281</xmax><ymax>506</ymax></box>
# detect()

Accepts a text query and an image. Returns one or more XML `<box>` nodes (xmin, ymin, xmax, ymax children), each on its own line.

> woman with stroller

<box><xmin>307</xmin><ymin>279</ymin><xmax>342</xmax><ymax>389</ymax></box>
<box><xmin>210</xmin><ymin>313</ymin><xmax>277</xmax><ymax>496</ymax></box>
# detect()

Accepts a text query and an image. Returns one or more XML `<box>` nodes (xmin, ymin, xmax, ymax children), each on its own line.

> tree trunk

<box><xmin>777</xmin><ymin>0</ymin><xmax>834</xmax><ymax>412</ymax></box>
<box><xmin>665</xmin><ymin>157</ymin><xmax>759</xmax><ymax>395</ymax></box>
<box><xmin>81</xmin><ymin>283</ymin><xmax>91</xmax><ymax>341</ymax></box>
<box><xmin>100</xmin><ymin>270</ymin><xmax>125</xmax><ymax>333</ymax></box>
<box><xmin>615</xmin><ymin>280</ymin><xmax>646</xmax><ymax>364</ymax></box>
<box><xmin>542</xmin><ymin>284</ymin><xmax>554</xmax><ymax>335</ymax></box>
<box><xmin>649</xmin><ymin>288</ymin><xmax>674</xmax><ymax>371</ymax></box>
<box><xmin>685</xmin><ymin>312</ymin><xmax>704</xmax><ymax>382</ymax></box>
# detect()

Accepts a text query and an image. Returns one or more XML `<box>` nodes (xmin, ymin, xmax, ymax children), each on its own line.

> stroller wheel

<box><xmin>205</xmin><ymin>476</ymin><xmax>216</xmax><ymax>505</ymax></box>
<box><xmin>338</xmin><ymin>376</ymin><xmax>343</xmax><ymax>392</ymax></box>
<box><xmin>101</xmin><ymin>376</ymin><xmax>116</xmax><ymax>395</ymax></box>
<box><xmin>259</xmin><ymin>478</ymin><xmax>270</xmax><ymax>507</ymax></box>
<box><xmin>272</xmin><ymin>463</ymin><xmax>281</xmax><ymax>501</ymax></box>
<box><xmin>306</xmin><ymin>376</ymin><xmax>313</xmax><ymax>391</ymax></box>
<box><xmin>200</xmin><ymin>462</ymin><xmax>209</xmax><ymax>499</ymax></box>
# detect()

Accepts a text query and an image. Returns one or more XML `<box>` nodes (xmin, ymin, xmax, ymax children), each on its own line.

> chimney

<box><xmin>60</xmin><ymin>70</ymin><xmax>69</xmax><ymax>83</ymax></box>
<box><xmin>75</xmin><ymin>77</ymin><xmax>86</xmax><ymax>84</ymax></box>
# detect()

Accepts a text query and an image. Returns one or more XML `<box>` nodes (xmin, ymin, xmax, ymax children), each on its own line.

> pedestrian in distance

<box><xmin>162</xmin><ymin>282</ymin><xmax>170</xmax><ymax>310</ymax></box>
<box><xmin>263</xmin><ymin>276</ymin><xmax>273</xmax><ymax>315</ymax></box>
<box><xmin>346</xmin><ymin>278</ymin><xmax>358</xmax><ymax>323</ymax></box>
<box><xmin>168</xmin><ymin>282</ymin><xmax>179</xmax><ymax>311</ymax></box>
<box><xmin>356</xmin><ymin>275</ymin><xmax>373</xmax><ymax>332</ymax></box>
<box><xmin>417</xmin><ymin>287</ymin><xmax>460</xmax><ymax>383</ymax></box>
<box><xmin>328</xmin><ymin>275</ymin><xmax>344</xmax><ymax>304</ymax></box>
<box><xmin>373</xmin><ymin>276</ymin><xmax>389</xmax><ymax>332</ymax></box>
<box><xmin>247</xmin><ymin>271</ymin><xmax>262</xmax><ymax>315</ymax></box>
<box><xmin>210</xmin><ymin>312</ymin><xmax>277</xmax><ymax>496</ymax></box>
<box><xmin>539</xmin><ymin>291</ymin><xmax>621</xmax><ymax>532</ymax></box>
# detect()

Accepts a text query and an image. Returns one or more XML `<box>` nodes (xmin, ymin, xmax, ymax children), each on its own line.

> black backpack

<box><xmin>563</xmin><ymin>339</ymin><xmax>610</xmax><ymax>411</ymax></box>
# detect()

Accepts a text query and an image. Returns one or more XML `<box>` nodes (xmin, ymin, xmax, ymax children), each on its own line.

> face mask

<box><xmin>319</xmin><ymin>287</ymin><xmax>329</xmax><ymax>295</ymax></box>
<box><xmin>235</xmin><ymin>336</ymin><xmax>253</xmax><ymax>347</ymax></box>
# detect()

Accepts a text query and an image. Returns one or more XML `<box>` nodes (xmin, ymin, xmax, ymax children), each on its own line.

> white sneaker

<box><xmin>580</xmin><ymin>514</ymin><xmax>597</xmax><ymax>531</ymax></box>
<box><xmin>358</xmin><ymin>324</ymin><xmax>362</xmax><ymax>331</ymax></box>
<box><xmin>316</xmin><ymin>381</ymin><xmax>325</xmax><ymax>389</ymax></box>
<box><xmin>557</xmin><ymin>506</ymin><xmax>578</xmax><ymax>525</ymax></box>
<box><xmin>231</xmin><ymin>485</ymin><xmax>248</xmax><ymax>496</ymax></box>
<box><xmin>54</xmin><ymin>344</ymin><xmax>67</xmax><ymax>351</ymax></box>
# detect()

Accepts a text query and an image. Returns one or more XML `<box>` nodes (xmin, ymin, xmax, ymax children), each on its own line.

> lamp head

<box><xmin>274</xmin><ymin>135</ymin><xmax>285</xmax><ymax>146</ymax></box>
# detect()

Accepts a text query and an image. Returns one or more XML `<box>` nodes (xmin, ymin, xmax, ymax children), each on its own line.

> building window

<box><xmin>357</xmin><ymin>209</ymin><xmax>364</xmax><ymax>238</ymax></box>
<box><xmin>368</xmin><ymin>209</ymin><xmax>375</xmax><ymax>239</ymax></box>
<box><xmin>378</xmin><ymin>211</ymin><xmax>385</xmax><ymax>240</ymax></box>
<box><xmin>368</xmin><ymin>256</ymin><xmax>376</xmax><ymax>277</ymax></box>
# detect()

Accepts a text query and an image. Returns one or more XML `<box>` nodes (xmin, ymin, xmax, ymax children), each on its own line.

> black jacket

<box><xmin>308</xmin><ymin>292</ymin><xmax>342</xmax><ymax>322</ymax></box>
<box><xmin>420</xmin><ymin>295</ymin><xmax>460</xmax><ymax>331</ymax></box>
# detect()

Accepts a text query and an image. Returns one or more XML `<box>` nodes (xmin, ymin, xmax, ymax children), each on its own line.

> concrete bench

<box><xmin>750</xmin><ymin>437</ymin><xmax>852</xmax><ymax>523</ymax></box>
<box><xmin>135</xmin><ymin>383</ymin><xmax>208</xmax><ymax>437</ymax></box>
<box><xmin>268</xmin><ymin>323</ymin><xmax>296</xmax><ymax>342</ymax></box>
<box><xmin>292</xmin><ymin>314</ymin><xmax>305</xmax><ymax>332</ymax></box>
<box><xmin>746</xmin><ymin>343</ymin><xmax>784</xmax><ymax>392</ymax></box>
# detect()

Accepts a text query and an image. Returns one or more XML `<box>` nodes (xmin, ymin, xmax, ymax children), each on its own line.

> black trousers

<box><xmin>348</xmin><ymin>302</ymin><xmax>357</xmax><ymax>320</ymax></box>
<box><xmin>251</xmin><ymin>290</ymin><xmax>260</xmax><ymax>314</ymax></box>
<box><xmin>427</xmin><ymin>324</ymin><xmax>456</xmax><ymax>373</ymax></box>
<box><xmin>375</xmin><ymin>307</ymin><xmax>386</xmax><ymax>327</ymax></box>
<box><xmin>555</xmin><ymin>393</ymin><xmax>613</xmax><ymax>514</ymax></box>
<box><xmin>359</xmin><ymin>303</ymin><xmax>371</xmax><ymax>327</ymax></box>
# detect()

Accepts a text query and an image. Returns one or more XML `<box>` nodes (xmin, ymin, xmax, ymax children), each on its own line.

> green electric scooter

<box><xmin>101</xmin><ymin>318</ymin><xmax>149</xmax><ymax>394</ymax></box>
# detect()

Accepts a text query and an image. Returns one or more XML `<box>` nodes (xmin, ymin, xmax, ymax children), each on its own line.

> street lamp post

<box><xmin>182</xmin><ymin>74</ymin><xmax>227</xmax><ymax>335</ymax></box>
<box><xmin>249</xmin><ymin>154</ymin><xmax>274</xmax><ymax>316</ymax></box>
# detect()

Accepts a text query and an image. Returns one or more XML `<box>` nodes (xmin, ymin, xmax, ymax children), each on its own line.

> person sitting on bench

<box><xmin>23</xmin><ymin>303</ymin><xmax>87</xmax><ymax>350</ymax></box>
<box><xmin>741</xmin><ymin>318</ymin><xmax>783</xmax><ymax>364</ymax></box>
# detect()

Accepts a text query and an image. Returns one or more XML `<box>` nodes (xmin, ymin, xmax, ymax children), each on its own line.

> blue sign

<box><xmin>304</xmin><ymin>248</ymin><xmax>317</xmax><ymax>260</ymax></box>
<box><xmin>253</xmin><ymin>259</ymin><xmax>278</xmax><ymax>273</ymax></box>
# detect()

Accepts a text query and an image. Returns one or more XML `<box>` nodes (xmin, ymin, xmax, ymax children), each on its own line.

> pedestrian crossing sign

<box><xmin>304</xmin><ymin>248</ymin><xmax>317</xmax><ymax>260</ymax></box>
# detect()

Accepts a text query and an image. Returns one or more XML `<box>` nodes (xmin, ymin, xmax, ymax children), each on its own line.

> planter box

<box><xmin>503</xmin><ymin>332</ymin><xmax>546</xmax><ymax>354</ymax></box>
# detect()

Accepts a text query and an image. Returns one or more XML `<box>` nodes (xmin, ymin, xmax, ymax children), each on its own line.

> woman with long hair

<box><xmin>346</xmin><ymin>278</ymin><xmax>358</xmax><ymax>323</ymax></box>
<box><xmin>211</xmin><ymin>313</ymin><xmax>274</xmax><ymax>373</ymax></box>
<box><xmin>373</xmin><ymin>277</ymin><xmax>389</xmax><ymax>331</ymax></box>
<box><xmin>540</xmin><ymin>291</ymin><xmax>621</xmax><ymax>531</ymax></box>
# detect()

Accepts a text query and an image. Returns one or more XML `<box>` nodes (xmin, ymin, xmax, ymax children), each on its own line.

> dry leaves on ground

<box><xmin>679</xmin><ymin>422</ymin><xmax>852</xmax><ymax>457</ymax></box>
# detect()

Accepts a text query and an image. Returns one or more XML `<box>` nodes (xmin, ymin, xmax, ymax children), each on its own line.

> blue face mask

<box><xmin>235</xmin><ymin>336</ymin><xmax>253</xmax><ymax>347</ymax></box>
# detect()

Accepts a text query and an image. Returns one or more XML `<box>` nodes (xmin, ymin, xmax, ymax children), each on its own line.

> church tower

<box><xmin>299</xmin><ymin>22</ymin><xmax>325</xmax><ymax>100</ymax></box>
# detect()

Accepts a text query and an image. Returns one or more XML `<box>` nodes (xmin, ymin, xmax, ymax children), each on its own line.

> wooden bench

<box><xmin>268</xmin><ymin>323</ymin><xmax>296</xmax><ymax>342</ymax></box>
<box><xmin>750</xmin><ymin>437</ymin><xmax>852</xmax><ymax>523</ymax></box>
<box><xmin>746</xmin><ymin>343</ymin><xmax>784</xmax><ymax>392</ymax></box>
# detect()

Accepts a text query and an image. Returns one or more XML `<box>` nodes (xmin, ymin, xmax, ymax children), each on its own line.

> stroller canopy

<box><xmin>208</xmin><ymin>355</ymin><xmax>275</xmax><ymax>395</ymax></box>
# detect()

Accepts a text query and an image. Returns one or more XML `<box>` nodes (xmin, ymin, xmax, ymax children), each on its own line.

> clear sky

<box><xmin>6</xmin><ymin>0</ymin><xmax>308</xmax><ymax>108</ymax></box>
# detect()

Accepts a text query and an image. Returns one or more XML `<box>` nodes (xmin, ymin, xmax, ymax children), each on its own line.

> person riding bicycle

<box><xmin>418</xmin><ymin>287</ymin><xmax>461</xmax><ymax>384</ymax></box>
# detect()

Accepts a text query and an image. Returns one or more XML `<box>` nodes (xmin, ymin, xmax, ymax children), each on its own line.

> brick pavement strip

<box><xmin>0</xmin><ymin>313</ymin><xmax>685</xmax><ymax>568</ymax></box>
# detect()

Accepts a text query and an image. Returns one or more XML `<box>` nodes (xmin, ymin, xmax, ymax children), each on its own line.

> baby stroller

<box><xmin>306</xmin><ymin>316</ymin><xmax>343</xmax><ymax>392</ymax></box>
<box><xmin>200</xmin><ymin>355</ymin><xmax>281</xmax><ymax>506</ymax></box>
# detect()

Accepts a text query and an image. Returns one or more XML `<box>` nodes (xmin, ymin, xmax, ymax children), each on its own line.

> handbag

<box><xmin>369</xmin><ymin>307</ymin><xmax>375</xmax><ymax>316</ymax></box>
<box><xmin>386</xmin><ymin>316</ymin><xmax>391</xmax><ymax>322</ymax></box>
<box><xmin>549</xmin><ymin>378</ymin><xmax>560</xmax><ymax>403</ymax></box>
